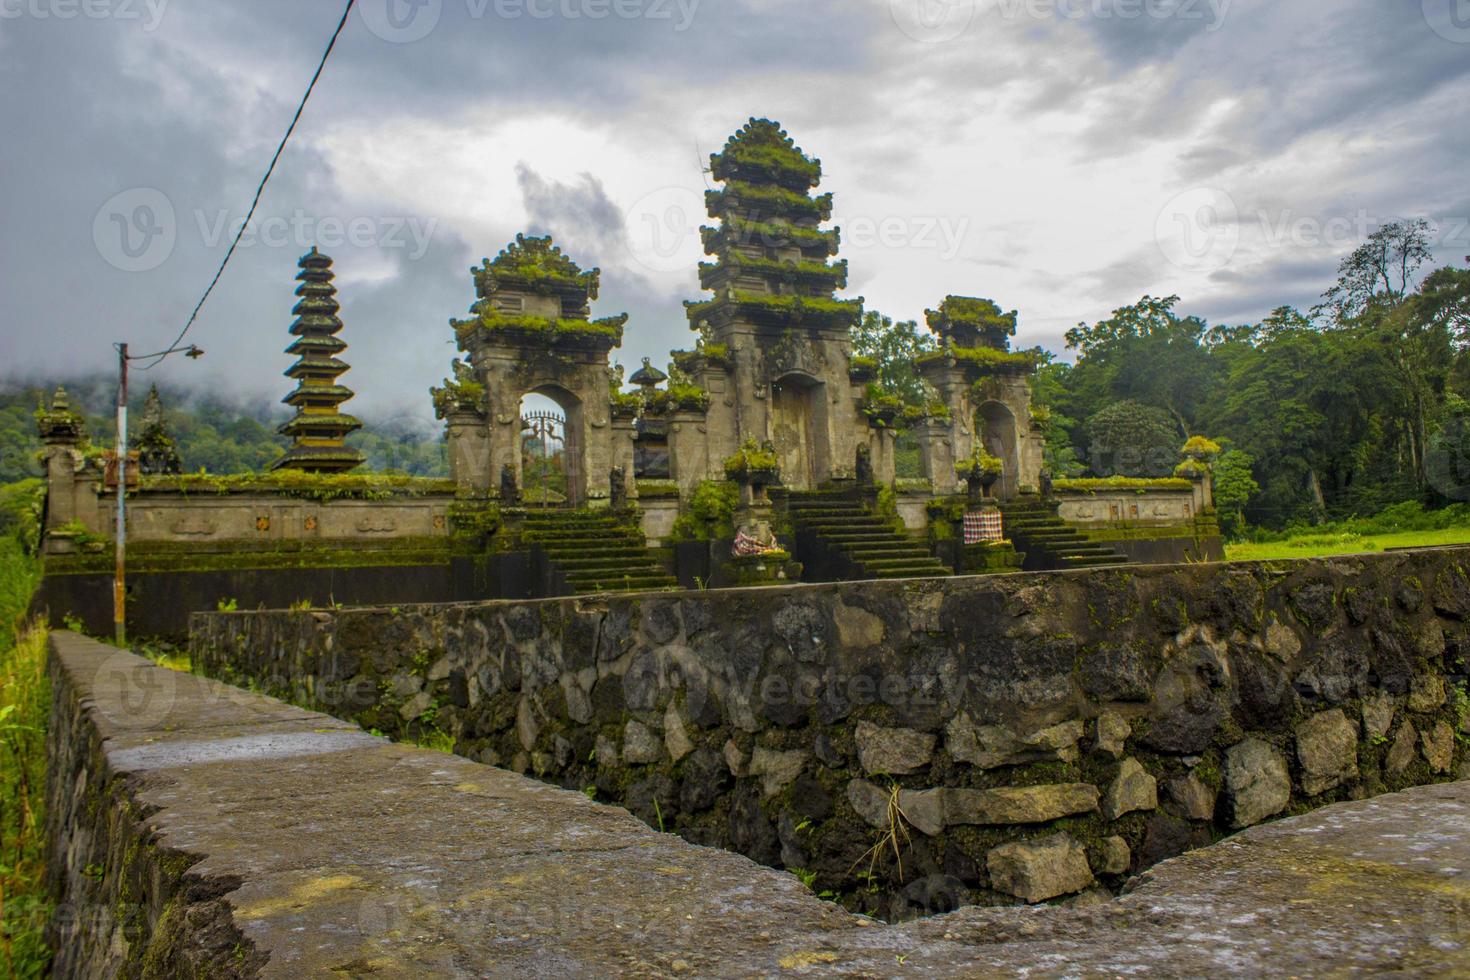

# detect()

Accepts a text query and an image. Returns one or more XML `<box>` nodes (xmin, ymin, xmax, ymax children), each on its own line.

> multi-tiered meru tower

<box><xmin>681</xmin><ymin>119</ymin><xmax>865</xmax><ymax>490</ymax></box>
<box><xmin>273</xmin><ymin>248</ymin><xmax>364</xmax><ymax>473</ymax></box>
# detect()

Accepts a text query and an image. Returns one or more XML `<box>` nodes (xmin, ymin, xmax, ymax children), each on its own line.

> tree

<box><xmin>1027</xmin><ymin>351</ymin><xmax>1085</xmax><ymax>477</ymax></box>
<box><xmin>1064</xmin><ymin>295</ymin><xmax>1217</xmax><ymax>437</ymax></box>
<box><xmin>850</xmin><ymin>311</ymin><xmax>936</xmax><ymax>406</ymax></box>
<box><xmin>1316</xmin><ymin>218</ymin><xmax>1433</xmax><ymax>325</ymax></box>
<box><xmin>1084</xmin><ymin>400</ymin><xmax>1180</xmax><ymax>477</ymax></box>
<box><xmin>1211</xmin><ymin>448</ymin><xmax>1259</xmax><ymax>539</ymax></box>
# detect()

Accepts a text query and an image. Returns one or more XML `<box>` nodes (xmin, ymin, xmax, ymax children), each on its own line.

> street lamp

<box><xmin>113</xmin><ymin>342</ymin><xmax>204</xmax><ymax>646</ymax></box>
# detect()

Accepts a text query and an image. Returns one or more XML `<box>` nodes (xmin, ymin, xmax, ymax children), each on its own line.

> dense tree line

<box><xmin>0</xmin><ymin>380</ymin><xmax>446</xmax><ymax>485</ymax></box>
<box><xmin>858</xmin><ymin>222</ymin><xmax>1470</xmax><ymax>536</ymax></box>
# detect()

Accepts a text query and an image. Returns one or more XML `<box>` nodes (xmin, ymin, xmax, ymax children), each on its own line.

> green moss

<box><xmin>137</xmin><ymin>471</ymin><xmax>456</xmax><ymax>503</ymax></box>
<box><xmin>684</xmin><ymin>292</ymin><xmax>861</xmax><ymax>324</ymax></box>
<box><xmin>724</xmin><ymin>439</ymin><xmax>780</xmax><ymax>478</ymax></box>
<box><xmin>1055</xmin><ymin>477</ymin><xmax>1195</xmax><ymax>493</ymax></box>
<box><xmin>476</xmin><ymin>234</ymin><xmax>599</xmax><ymax>292</ymax></box>
<box><xmin>700</xmin><ymin>255</ymin><xmax>847</xmax><ymax>290</ymax></box>
<box><xmin>917</xmin><ymin>345</ymin><xmax>1035</xmax><ymax>374</ymax></box>
<box><xmin>644</xmin><ymin>383</ymin><xmax>711</xmax><ymax>415</ymax></box>
<box><xmin>669</xmin><ymin>481</ymin><xmax>738</xmax><ymax>542</ymax></box>
<box><xmin>705</xmin><ymin>182</ymin><xmax>834</xmax><ymax>222</ymax></box>
<box><xmin>452</xmin><ymin>311</ymin><xmax>627</xmax><ymax>346</ymax></box>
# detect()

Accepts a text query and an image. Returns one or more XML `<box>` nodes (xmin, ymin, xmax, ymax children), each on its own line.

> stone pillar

<box><xmin>914</xmin><ymin>419</ymin><xmax>958</xmax><ymax>494</ymax></box>
<box><xmin>667</xmin><ymin>410</ymin><xmax>712</xmax><ymax>498</ymax></box>
<box><xmin>445</xmin><ymin>410</ymin><xmax>492</xmax><ymax>493</ymax></box>
<box><xmin>868</xmin><ymin>428</ymin><xmax>897</xmax><ymax>487</ymax></box>
<box><xmin>36</xmin><ymin>386</ymin><xmax>99</xmax><ymax>552</ymax></box>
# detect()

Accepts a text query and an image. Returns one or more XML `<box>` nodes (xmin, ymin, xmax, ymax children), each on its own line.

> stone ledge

<box><xmin>48</xmin><ymin>632</ymin><xmax>1470</xmax><ymax>977</ymax></box>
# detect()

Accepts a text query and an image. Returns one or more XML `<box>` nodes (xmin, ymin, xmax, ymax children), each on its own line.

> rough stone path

<box><xmin>51</xmin><ymin>632</ymin><xmax>1469</xmax><ymax>978</ymax></box>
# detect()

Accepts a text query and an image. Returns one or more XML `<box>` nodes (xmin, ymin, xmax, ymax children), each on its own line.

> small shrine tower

<box><xmin>917</xmin><ymin>296</ymin><xmax>1043</xmax><ymax>498</ymax></box>
<box><xmin>273</xmin><ymin>247</ymin><xmax>364</xmax><ymax>473</ymax></box>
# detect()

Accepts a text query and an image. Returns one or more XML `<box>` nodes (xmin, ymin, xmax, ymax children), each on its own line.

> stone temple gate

<box><xmin>433</xmin><ymin>235</ymin><xmax>628</xmax><ymax>508</ymax></box>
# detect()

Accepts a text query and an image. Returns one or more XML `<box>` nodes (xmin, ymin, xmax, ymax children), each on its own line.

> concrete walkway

<box><xmin>49</xmin><ymin>632</ymin><xmax>1469</xmax><ymax>977</ymax></box>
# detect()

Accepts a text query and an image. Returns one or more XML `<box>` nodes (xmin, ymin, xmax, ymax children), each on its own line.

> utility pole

<box><xmin>115</xmin><ymin>343</ymin><xmax>128</xmax><ymax>647</ymax></box>
<box><xmin>113</xmin><ymin>343</ymin><xmax>204</xmax><ymax>648</ymax></box>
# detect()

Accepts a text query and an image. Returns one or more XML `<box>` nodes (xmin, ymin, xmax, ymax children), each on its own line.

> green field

<box><xmin>0</xmin><ymin>537</ymin><xmax>47</xmax><ymax>978</ymax></box>
<box><xmin>1226</xmin><ymin>527</ymin><xmax>1470</xmax><ymax>562</ymax></box>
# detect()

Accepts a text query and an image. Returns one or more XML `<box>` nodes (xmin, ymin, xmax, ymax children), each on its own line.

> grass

<box><xmin>1226</xmin><ymin>527</ymin><xmax>1470</xmax><ymax>562</ymax></box>
<box><xmin>0</xmin><ymin>535</ymin><xmax>49</xmax><ymax>979</ymax></box>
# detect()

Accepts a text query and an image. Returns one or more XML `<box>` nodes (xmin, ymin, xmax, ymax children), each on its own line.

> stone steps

<box><xmin>521</xmin><ymin>511</ymin><xmax>675</xmax><ymax>595</ymax></box>
<box><xmin>786</xmin><ymin>492</ymin><xmax>951</xmax><ymax>580</ymax></box>
<box><xmin>999</xmin><ymin>499</ymin><xmax>1130</xmax><ymax>572</ymax></box>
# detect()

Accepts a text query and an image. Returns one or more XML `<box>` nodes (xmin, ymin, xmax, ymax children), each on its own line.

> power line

<box><xmin>141</xmin><ymin>0</ymin><xmax>358</xmax><ymax>370</ymax></box>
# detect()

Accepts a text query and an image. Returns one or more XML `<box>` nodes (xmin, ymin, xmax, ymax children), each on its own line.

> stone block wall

<box><xmin>190</xmin><ymin>550</ymin><xmax>1470</xmax><ymax>919</ymax></box>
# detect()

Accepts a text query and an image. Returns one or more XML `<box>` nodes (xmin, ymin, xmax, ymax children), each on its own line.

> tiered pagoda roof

<box><xmin>136</xmin><ymin>386</ymin><xmax>182</xmax><ymax>475</ymax></box>
<box><xmin>919</xmin><ymin>295</ymin><xmax>1035</xmax><ymax>376</ymax></box>
<box><xmin>686</xmin><ymin>119</ymin><xmax>861</xmax><ymax>332</ymax></box>
<box><xmin>272</xmin><ymin>248</ymin><xmax>364</xmax><ymax>473</ymax></box>
<box><xmin>451</xmin><ymin>234</ymin><xmax>627</xmax><ymax>352</ymax></box>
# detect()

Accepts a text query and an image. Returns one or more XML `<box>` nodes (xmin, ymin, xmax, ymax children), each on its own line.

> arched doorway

<box><xmin>771</xmin><ymin>374</ymin><xmax>825</xmax><ymax>490</ymax></box>
<box><xmin>978</xmin><ymin>401</ymin><xmax>1020</xmax><ymax>499</ymax></box>
<box><xmin>520</xmin><ymin>387</ymin><xmax>584</xmax><ymax>507</ymax></box>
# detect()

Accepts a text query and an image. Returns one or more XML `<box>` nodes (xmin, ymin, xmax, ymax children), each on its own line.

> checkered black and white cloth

<box><xmin>963</xmin><ymin>508</ymin><xmax>1005</xmax><ymax>544</ymax></box>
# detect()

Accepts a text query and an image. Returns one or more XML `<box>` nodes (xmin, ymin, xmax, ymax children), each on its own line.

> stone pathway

<box><xmin>51</xmin><ymin>632</ymin><xmax>1469</xmax><ymax>978</ymax></box>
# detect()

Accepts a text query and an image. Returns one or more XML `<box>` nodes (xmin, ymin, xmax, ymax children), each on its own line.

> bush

<box><xmin>669</xmin><ymin>481</ymin><xmax>739</xmax><ymax>542</ymax></box>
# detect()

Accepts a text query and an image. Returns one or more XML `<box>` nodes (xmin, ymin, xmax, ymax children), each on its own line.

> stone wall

<box><xmin>47</xmin><ymin>630</ymin><xmax>1470</xmax><ymax>975</ymax></box>
<box><xmin>190</xmin><ymin>550</ymin><xmax>1470</xmax><ymax>918</ymax></box>
<box><xmin>54</xmin><ymin>488</ymin><xmax>455</xmax><ymax>551</ymax></box>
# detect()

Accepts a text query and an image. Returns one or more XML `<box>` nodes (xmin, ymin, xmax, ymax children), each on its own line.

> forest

<box><xmin>2</xmin><ymin>222</ymin><xmax>1466</xmax><ymax>543</ymax></box>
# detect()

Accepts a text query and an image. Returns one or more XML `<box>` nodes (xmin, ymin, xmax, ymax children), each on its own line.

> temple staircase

<box><xmin>998</xmin><ymin>498</ymin><xmax>1130</xmax><ymax>571</ymax></box>
<box><xmin>785</xmin><ymin>491</ymin><xmax>951</xmax><ymax>581</ymax></box>
<box><xmin>521</xmin><ymin>512</ymin><xmax>678</xmax><ymax>595</ymax></box>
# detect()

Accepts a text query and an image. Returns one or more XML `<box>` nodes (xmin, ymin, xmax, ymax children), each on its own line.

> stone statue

<box><xmin>855</xmin><ymin>444</ymin><xmax>874</xmax><ymax>487</ymax></box>
<box><xmin>610</xmin><ymin>465</ymin><xmax>627</xmax><ymax>508</ymax></box>
<box><xmin>500</xmin><ymin>464</ymin><xmax>519</xmax><ymax>506</ymax></box>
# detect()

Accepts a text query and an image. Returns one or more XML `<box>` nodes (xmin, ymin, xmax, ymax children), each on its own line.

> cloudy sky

<box><xmin>2</xmin><ymin>0</ymin><xmax>1468</xmax><ymax>425</ymax></box>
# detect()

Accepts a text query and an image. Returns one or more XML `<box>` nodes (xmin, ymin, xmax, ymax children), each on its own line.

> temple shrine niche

<box><xmin>272</xmin><ymin>248</ymin><xmax>364</xmax><ymax>473</ymax></box>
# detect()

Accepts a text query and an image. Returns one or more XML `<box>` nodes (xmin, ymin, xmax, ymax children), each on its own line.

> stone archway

<box><xmin>519</xmin><ymin>386</ymin><xmax>585</xmax><ymax>507</ymax></box>
<box><xmin>978</xmin><ymin>401</ymin><xmax>1020</xmax><ymax>499</ymax></box>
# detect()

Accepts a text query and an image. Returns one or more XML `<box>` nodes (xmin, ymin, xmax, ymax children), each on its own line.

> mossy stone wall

<box><xmin>190</xmin><ymin>550</ymin><xmax>1470</xmax><ymax>919</ymax></box>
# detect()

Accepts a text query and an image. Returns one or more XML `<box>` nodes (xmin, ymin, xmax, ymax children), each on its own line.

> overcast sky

<box><xmin>2</xmin><ymin>0</ymin><xmax>1468</xmax><ymax>426</ymax></box>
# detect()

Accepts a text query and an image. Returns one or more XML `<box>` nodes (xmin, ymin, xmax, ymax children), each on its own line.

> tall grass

<box><xmin>0</xmin><ymin>535</ymin><xmax>49</xmax><ymax>979</ymax></box>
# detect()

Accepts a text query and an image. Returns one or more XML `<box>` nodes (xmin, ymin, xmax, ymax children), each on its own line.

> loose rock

<box><xmin>1421</xmin><ymin>721</ymin><xmax>1455</xmax><ymax>774</ymax></box>
<box><xmin>898</xmin><ymin>788</ymin><xmax>945</xmax><ymax>836</ymax></box>
<box><xmin>623</xmin><ymin>719</ymin><xmax>663</xmax><ymax>765</ymax></box>
<box><xmin>986</xmin><ymin>833</ymin><xmax>1094</xmax><ymax>904</ymax></box>
<box><xmin>1102</xmin><ymin>758</ymin><xmax>1158</xmax><ymax>821</ymax></box>
<box><xmin>855</xmin><ymin>721</ymin><xmax>935</xmax><ymax>775</ymax></box>
<box><xmin>1295</xmin><ymin>708</ymin><xmax>1359</xmax><ymax>795</ymax></box>
<box><xmin>1095</xmin><ymin>712</ymin><xmax>1131</xmax><ymax>759</ymax></box>
<box><xmin>1408</xmin><ymin>676</ymin><xmax>1445</xmax><ymax>714</ymax></box>
<box><xmin>1360</xmin><ymin>692</ymin><xmax>1395</xmax><ymax>741</ymax></box>
<box><xmin>749</xmin><ymin>746</ymin><xmax>807</xmax><ymax>797</ymax></box>
<box><xmin>945</xmin><ymin>784</ymin><xmax>1099</xmax><ymax>826</ymax></box>
<box><xmin>1386</xmin><ymin>721</ymin><xmax>1418</xmax><ymax>774</ymax></box>
<box><xmin>1099</xmin><ymin>835</ymin><xmax>1131</xmax><ymax>875</ymax></box>
<box><xmin>1165</xmin><ymin>773</ymin><xmax>1216</xmax><ymax>821</ymax></box>
<box><xmin>1225</xmin><ymin>738</ymin><xmax>1290</xmax><ymax>829</ymax></box>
